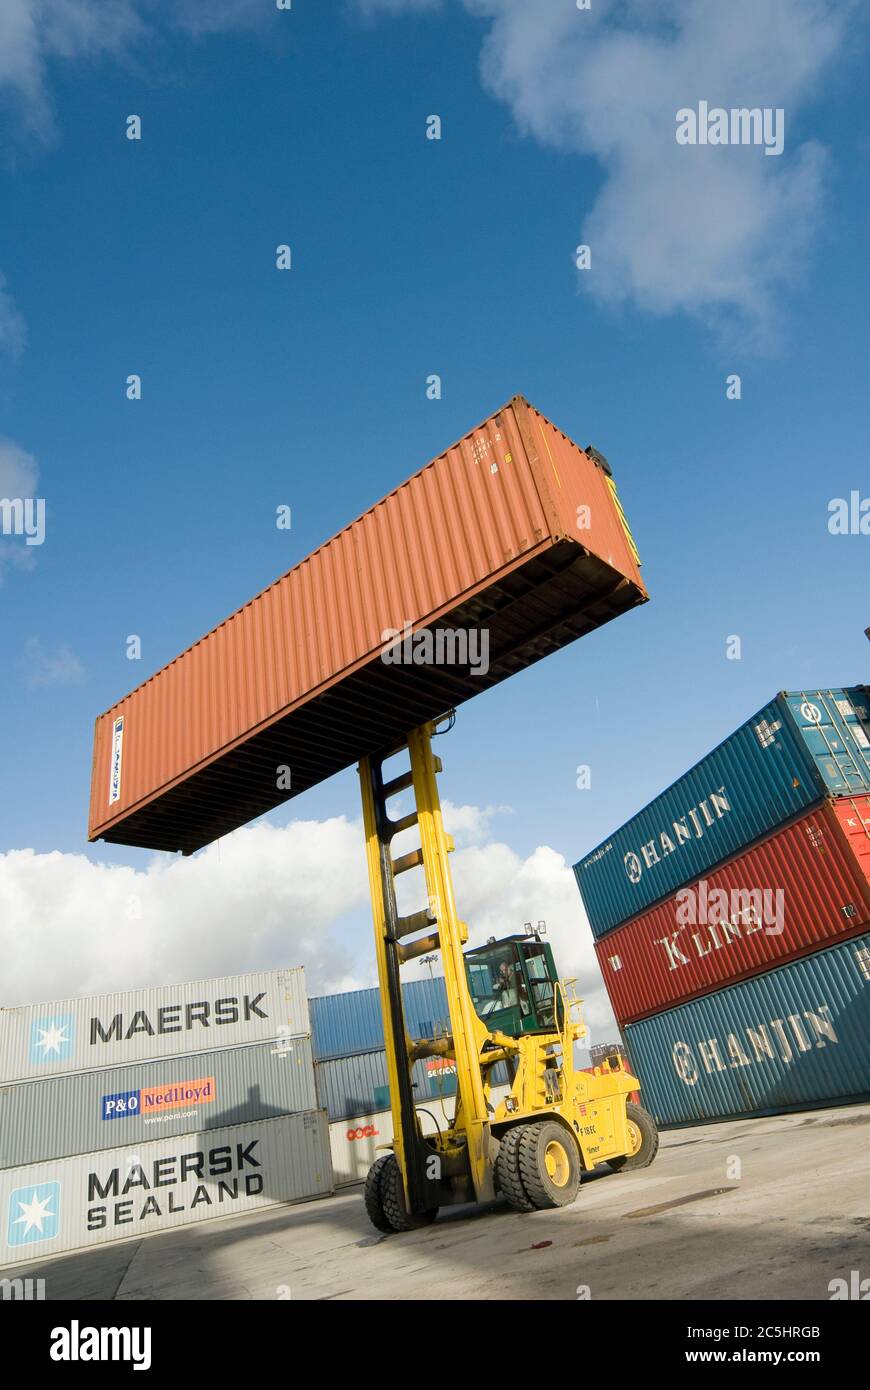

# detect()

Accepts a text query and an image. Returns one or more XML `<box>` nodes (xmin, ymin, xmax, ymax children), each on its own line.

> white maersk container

<box><xmin>0</xmin><ymin>968</ymin><xmax>309</xmax><ymax>1084</ymax></box>
<box><xmin>0</xmin><ymin>1110</ymin><xmax>332</xmax><ymax>1268</ymax></box>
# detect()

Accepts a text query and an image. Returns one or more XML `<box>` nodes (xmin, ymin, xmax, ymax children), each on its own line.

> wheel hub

<box><xmin>544</xmin><ymin>1139</ymin><xmax>571</xmax><ymax>1188</ymax></box>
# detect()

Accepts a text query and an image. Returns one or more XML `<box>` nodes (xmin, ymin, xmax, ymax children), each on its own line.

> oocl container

<box><xmin>329</xmin><ymin>1084</ymin><xmax>511</xmax><ymax>1188</ymax></box>
<box><xmin>0</xmin><ymin>968</ymin><xmax>309</xmax><ymax>1085</ymax></box>
<box><xmin>575</xmin><ymin>688</ymin><xmax>870</xmax><ymax>939</ymax></box>
<box><xmin>0</xmin><ymin>1110</ymin><xmax>332</xmax><ymax>1268</ymax></box>
<box><xmin>598</xmin><ymin>797</ymin><xmax>870</xmax><ymax>1024</ymax></box>
<box><xmin>0</xmin><ymin>1036</ymin><xmax>317</xmax><ymax>1171</ymax></box>
<box><xmin>623</xmin><ymin>932</ymin><xmax>870</xmax><ymax>1126</ymax></box>
<box><xmin>88</xmin><ymin>396</ymin><xmax>646</xmax><ymax>855</ymax></box>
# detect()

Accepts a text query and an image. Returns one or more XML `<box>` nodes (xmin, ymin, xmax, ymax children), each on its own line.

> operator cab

<box><xmin>464</xmin><ymin>931</ymin><xmax>560</xmax><ymax>1037</ymax></box>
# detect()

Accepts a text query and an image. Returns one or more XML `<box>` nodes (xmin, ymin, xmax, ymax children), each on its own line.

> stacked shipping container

<box><xmin>0</xmin><ymin>969</ymin><xmax>332</xmax><ymax>1268</ymax></box>
<box><xmin>310</xmin><ymin>976</ymin><xmax>509</xmax><ymax>1187</ymax></box>
<box><xmin>574</xmin><ymin>688</ymin><xmax>870</xmax><ymax>1125</ymax></box>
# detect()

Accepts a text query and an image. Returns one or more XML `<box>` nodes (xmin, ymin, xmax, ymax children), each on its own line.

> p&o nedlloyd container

<box><xmin>598</xmin><ymin>796</ymin><xmax>870</xmax><ymax>1024</ymax></box>
<box><xmin>0</xmin><ymin>1036</ymin><xmax>317</xmax><ymax>1171</ymax></box>
<box><xmin>0</xmin><ymin>1110</ymin><xmax>332</xmax><ymax>1268</ymax></box>
<box><xmin>0</xmin><ymin>967</ymin><xmax>309</xmax><ymax>1085</ymax></box>
<box><xmin>575</xmin><ymin>688</ymin><xmax>870</xmax><ymax>939</ymax></box>
<box><xmin>623</xmin><ymin>932</ymin><xmax>870</xmax><ymax>1126</ymax></box>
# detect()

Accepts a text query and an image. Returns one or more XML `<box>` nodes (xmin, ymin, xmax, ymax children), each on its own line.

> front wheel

<box><xmin>516</xmin><ymin>1121</ymin><xmax>581</xmax><ymax>1209</ymax></box>
<box><xmin>608</xmin><ymin>1102</ymin><xmax>659</xmax><ymax>1172</ymax></box>
<box><xmin>363</xmin><ymin>1154</ymin><xmax>395</xmax><ymax>1233</ymax></box>
<box><xmin>378</xmin><ymin>1154</ymin><xmax>438</xmax><ymax>1233</ymax></box>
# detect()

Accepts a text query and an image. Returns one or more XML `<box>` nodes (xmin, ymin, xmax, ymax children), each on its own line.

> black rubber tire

<box><xmin>379</xmin><ymin>1153</ymin><xmax>438</xmax><ymax>1232</ymax></box>
<box><xmin>363</xmin><ymin>1154</ymin><xmax>395</xmax><ymax>1233</ymax></box>
<box><xmin>608</xmin><ymin>1103</ymin><xmax>660</xmax><ymax>1172</ymax></box>
<box><xmin>495</xmin><ymin>1126</ymin><xmax>536</xmax><ymax>1212</ymax></box>
<box><xmin>516</xmin><ymin>1121</ymin><xmax>581</xmax><ymax>1209</ymax></box>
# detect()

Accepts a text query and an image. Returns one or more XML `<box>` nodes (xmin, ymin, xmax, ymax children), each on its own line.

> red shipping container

<box><xmin>595</xmin><ymin>796</ymin><xmax>870</xmax><ymax>1025</ymax></box>
<box><xmin>88</xmin><ymin>397</ymin><xmax>646</xmax><ymax>855</ymax></box>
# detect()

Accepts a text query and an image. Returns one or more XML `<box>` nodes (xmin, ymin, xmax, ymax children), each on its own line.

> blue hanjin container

<box><xmin>623</xmin><ymin>932</ymin><xmax>870</xmax><ymax>1125</ymax></box>
<box><xmin>574</xmin><ymin>687</ymin><xmax>870</xmax><ymax>939</ymax></box>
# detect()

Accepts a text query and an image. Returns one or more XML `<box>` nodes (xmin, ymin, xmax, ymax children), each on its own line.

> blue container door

<box><xmin>786</xmin><ymin>688</ymin><xmax>870</xmax><ymax>794</ymax></box>
<box><xmin>624</xmin><ymin>933</ymin><xmax>870</xmax><ymax>1125</ymax></box>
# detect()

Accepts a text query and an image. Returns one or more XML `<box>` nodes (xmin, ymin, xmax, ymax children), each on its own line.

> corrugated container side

<box><xmin>310</xmin><ymin>976</ymin><xmax>451</xmax><ymax>1061</ymax></box>
<box><xmin>0</xmin><ymin>1036</ymin><xmax>317</xmax><ymax>1171</ymax></box>
<box><xmin>329</xmin><ymin>1085</ymin><xmax>512</xmax><ymax>1188</ymax></box>
<box><xmin>0</xmin><ymin>967</ymin><xmax>309</xmax><ymax>1085</ymax></box>
<box><xmin>314</xmin><ymin>1046</ymin><xmax>511</xmax><ymax>1122</ymax></box>
<box><xmin>575</xmin><ymin>687</ymin><xmax>870</xmax><ymax>938</ymax></box>
<box><xmin>837</xmin><ymin>794</ymin><xmax>870</xmax><ymax>881</ymax></box>
<box><xmin>624</xmin><ymin>933</ymin><xmax>870</xmax><ymax>1126</ymax></box>
<box><xmin>0</xmin><ymin>1111</ymin><xmax>333</xmax><ymax>1268</ymax></box>
<box><xmin>315</xmin><ymin>1050</ymin><xmax>445</xmax><ymax>1122</ymax></box>
<box><xmin>597</xmin><ymin>797</ymin><xmax>870</xmax><ymax>1024</ymax></box>
<box><xmin>88</xmin><ymin>396</ymin><xmax>647</xmax><ymax>856</ymax></box>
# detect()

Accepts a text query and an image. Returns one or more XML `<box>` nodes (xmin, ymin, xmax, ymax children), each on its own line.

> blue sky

<box><xmin>0</xmin><ymin>1</ymin><xmax>867</xmax><ymax>1013</ymax></box>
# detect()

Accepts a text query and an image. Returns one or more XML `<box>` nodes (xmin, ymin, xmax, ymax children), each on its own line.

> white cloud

<box><xmin>0</xmin><ymin>810</ymin><xmax>617</xmax><ymax>1034</ymax></box>
<box><xmin>0</xmin><ymin>818</ymin><xmax>369</xmax><ymax>1008</ymax></box>
<box><xmin>0</xmin><ymin>436</ymin><xmax>38</xmax><ymax>498</ymax></box>
<box><xmin>171</xmin><ymin>0</ymin><xmax>273</xmax><ymax>38</ymax></box>
<box><xmin>448</xmin><ymin>840</ymin><xmax>616</xmax><ymax>1036</ymax></box>
<box><xmin>469</xmin><ymin>0</ymin><xmax>844</xmax><ymax>342</ymax></box>
<box><xmin>0</xmin><ymin>0</ymin><xmax>142</xmax><ymax>143</ymax></box>
<box><xmin>20</xmin><ymin>636</ymin><xmax>85</xmax><ymax>687</ymax></box>
<box><xmin>0</xmin><ymin>437</ymin><xmax>40</xmax><ymax>582</ymax></box>
<box><xmin>440</xmin><ymin>798</ymin><xmax>512</xmax><ymax>847</ymax></box>
<box><xmin>0</xmin><ymin>0</ymin><xmax>269</xmax><ymax>144</ymax></box>
<box><xmin>0</xmin><ymin>275</ymin><xmax>26</xmax><ymax>358</ymax></box>
<box><xmin>355</xmin><ymin>0</ymin><xmax>442</xmax><ymax>15</ymax></box>
<box><xmin>367</xmin><ymin>0</ymin><xmax>847</xmax><ymax>343</ymax></box>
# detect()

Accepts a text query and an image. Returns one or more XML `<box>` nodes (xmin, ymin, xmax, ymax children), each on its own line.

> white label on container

<box><xmin>853</xmin><ymin>725</ymin><xmax>870</xmax><ymax>750</ymax></box>
<box><xmin>835</xmin><ymin>699</ymin><xmax>854</xmax><ymax>718</ymax></box>
<box><xmin>754</xmin><ymin>719</ymin><xmax>781</xmax><ymax>748</ymax></box>
<box><xmin>109</xmin><ymin>716</ymin><xmax>124</xmax><ymax>804</ymax></box>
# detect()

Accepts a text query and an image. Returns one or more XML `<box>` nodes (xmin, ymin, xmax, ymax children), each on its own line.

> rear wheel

<box><xmin>516</xmin><ymin>1120</ymin><xmax>581</xmax><ymax>1209</ymax></box>
<box><xmin>495</xmin><ymin>1125</ymin><xmax>536</xmax><ymax>1212</ymax></box>
<box><xmin>608</xmin><ymin>1102</ymin><xmax>659</xmax><ymax>1172</ymax></box>
<box><xmin>379</xmin><ymin>1153</ymin><xmax>438</xmax><ymax>1233</ymax></box>
<box><xmin>363</xmin><ymin>1154</ymin><xmax>394</xmax><ymax>1233</ymax></box>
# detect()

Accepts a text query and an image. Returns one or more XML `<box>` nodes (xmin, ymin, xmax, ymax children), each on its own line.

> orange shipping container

<box><xmin>89</xmin><ymin>396</ymin><xmax>647</xmax><ymax>855</ymax></box>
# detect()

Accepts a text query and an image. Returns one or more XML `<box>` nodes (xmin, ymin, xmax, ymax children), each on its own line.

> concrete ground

<box><xmin>7</xmin><ymin>1102</ymin><xmax>870</xmax><ymax>1301</ymax></box>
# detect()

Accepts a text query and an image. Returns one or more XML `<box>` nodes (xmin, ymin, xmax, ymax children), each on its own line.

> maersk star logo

<box><xmin>29</xmin><ymin>1015</ymin><xmax>75</xmax><ymax>1066</ymax></box>
<box><xmin>7</xmin><ymin>1182</ymin><xmax>61</xmax><ymax>1248</ymax></box>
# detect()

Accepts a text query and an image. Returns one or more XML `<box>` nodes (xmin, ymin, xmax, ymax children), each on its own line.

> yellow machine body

<box><xmin>359</xmin><ymin>719</ymin><xmax>649</xmax><ymax>1220</ymax></box>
